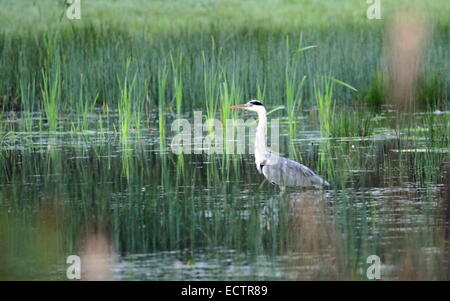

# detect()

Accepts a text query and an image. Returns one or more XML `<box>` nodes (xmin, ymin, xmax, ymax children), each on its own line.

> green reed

<box><xmin>171</xmin><ymin>53</ymin><xmax>184</xmax><ymax>116</ymax></box>
<box><xmin>285</xmin><ymin>72</ymin><xmax>306</xmax><ymax>139</ymax></box>
<box><xmin>315</xmin><ymin>77</ymin><xmax>335</xmax><ymax>138</ymax></box>
<box><xmin>76</xmin><ymin>74</ymin><xmax>98</xmax><ymax>132</ymax></box>
<box><xmin>40</xmin><ymin>66</ymin><xmax>61</xmax><ymax>132</ymax></box>
<box><xmin>157</xmin><ymin>66</ymin><xmax>168</xmax><ymax>152</ymax></box>
<box><xmin>203</xmin><ymin>50</ymin><xmax>219</xmax><ymax>123</ymax></box>
<box><xmin>330</xmin><ymin>109</ymin><xmax>375</xmax><ymax>138</ymax></box>
<box><xmin>118</xmin><ymin>59</ymin><xmax>136</xmax><ymax>141</ymax></box>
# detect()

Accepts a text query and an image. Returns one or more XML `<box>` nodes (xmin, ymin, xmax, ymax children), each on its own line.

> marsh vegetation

<box><xmin>0</xmin><ymin>0</ymin><xmax>449</xmax><ymax>280</ymax></box>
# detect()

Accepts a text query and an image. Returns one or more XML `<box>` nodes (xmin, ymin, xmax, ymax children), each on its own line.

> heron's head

<box><xmin>230</xmin><ymin>100</ymin><xmax>265</xmax><ymax>113</ymax></box>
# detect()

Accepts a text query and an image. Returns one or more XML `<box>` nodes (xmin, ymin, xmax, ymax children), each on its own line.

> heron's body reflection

<box><xmin>260</xmin><ymin>190</ymin><xmax>339</xmax><ymax>280</ymax></box>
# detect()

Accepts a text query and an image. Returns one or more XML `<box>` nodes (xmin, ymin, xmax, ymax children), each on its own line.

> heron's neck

<box><xmin>255</xmin><ymin>110</ymin><xmax>267</xmax><ymax>156</ymax></box>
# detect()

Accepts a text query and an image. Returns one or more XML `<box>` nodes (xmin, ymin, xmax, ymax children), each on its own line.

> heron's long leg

<box><xmin>258</xmin><ymin>179</ymin><xmax>267</xmax><ymax>190</ymax></box>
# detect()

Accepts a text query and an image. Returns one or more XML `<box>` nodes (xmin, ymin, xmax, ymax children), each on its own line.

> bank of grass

<box><xmin>0</xmin><ymin>0</ymin><xmax>448</xmax><ymax>134</ymax></box>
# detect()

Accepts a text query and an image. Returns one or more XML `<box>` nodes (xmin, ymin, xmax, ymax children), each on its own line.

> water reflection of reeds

<box><xmin>0</xmin><ymin>109</ymin><xmax>449</xmax><ymax>279</ymax></box>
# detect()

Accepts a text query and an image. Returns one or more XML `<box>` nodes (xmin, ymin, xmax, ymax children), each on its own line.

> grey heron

<box><xmin>231</xmin><ymin>100</ymin><xmax>330</xmax><ymax>189</ymax></box>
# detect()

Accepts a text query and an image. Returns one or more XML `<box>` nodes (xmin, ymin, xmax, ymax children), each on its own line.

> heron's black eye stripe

<box><xmin>249</xmin><ymin>101</ymin><xmax>263</xmax><ymax>106</ymax></box>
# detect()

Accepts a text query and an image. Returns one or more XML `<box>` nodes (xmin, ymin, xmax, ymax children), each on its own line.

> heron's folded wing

<box><xmin>264</xmin><ymin>153</ymin><xmax>326</xmax><ymax>187</ymax></box>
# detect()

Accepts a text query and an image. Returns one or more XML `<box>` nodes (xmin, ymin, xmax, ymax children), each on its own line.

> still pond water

<box><xmin>0</xmin><ymin>110</ymin><xmax>449</xmax><ymax>280</ymax></box>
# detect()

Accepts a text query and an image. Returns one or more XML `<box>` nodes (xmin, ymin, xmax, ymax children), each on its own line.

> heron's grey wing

<box><xmin>262</xmin><ymin>153</ymin><xmax>329</xmax><ymax>188</ymax></box>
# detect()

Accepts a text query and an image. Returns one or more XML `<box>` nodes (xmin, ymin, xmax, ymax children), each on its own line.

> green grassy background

<box><xmin>1</xmin><ymin>0</ymin><xmax>449</xmax><ymax>33</ymax></box>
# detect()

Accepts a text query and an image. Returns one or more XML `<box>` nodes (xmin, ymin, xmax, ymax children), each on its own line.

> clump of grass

<box><xmin>18</xmin><ymin>79</ymin><xmax>36</xmax><ymax>132</ymax></box>
<box><xmin>219</xmin><ymin>76</ymin><xmax>242</xmax><ymax>174</ymax></box>
<box><xmin>203</xmin><ymin>50</ymin><xmax>219</xmax><ymax>123</ymax></box>
<box><xmin>423</xmin><ymin>111</ymin><xmax>450</xmax><ymax>146</ymax></box>
<box><xmin>76</xmin><ymin>74</ymin><xmax>98</xmax><ymax>132</ymax></box>
<box><xmin>315</xmin><ymin>77</ymin><xmax>371</xmax><ymax>138</ymax></box>
<box><xmin>157</xmin><ymin>66</ymin><xmax>168</xmax><ymax>152</ymax></box>
<box><xmin>170</xmin><ymin>54</ymin><xmax>184</xmax><ymax>116</ymax></box>
<box><xmin>315</xmin><ymin>78</ymin><xmax>335</xmax><ymax>138</ymax></box>
<box><xmin>417</xmin><ymin>72</ymin><xmax>446</xmax><ymax>109</ymax></box>
<box><xmin>40</xmin><ymin>66</ymin><xmax>61</xmax><ymax>132</ymax></box>
<box><xmin>17</xmin><ymin>48</ymin><xmax>37</xmax><ymax>131</ymax></box>
<box><xmin>330</xmin><ymin>109</ymin><xmax>375</xmax><ymax>137</ymax></box>
<box><xmin>285</xmin><ymin>73</ymin><xmax>306</xmax><ymax>139</ymax></box>
<box><xmin>360</xmin><ymin>71</ymin><xmax>388</xmax><ymax>108</ymax></box>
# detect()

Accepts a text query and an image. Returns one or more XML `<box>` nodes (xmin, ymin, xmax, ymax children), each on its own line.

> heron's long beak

<box><xmin>230</xmin><ymin>104</ymin><xmax>249</xmax><ymax>110</ymax></box>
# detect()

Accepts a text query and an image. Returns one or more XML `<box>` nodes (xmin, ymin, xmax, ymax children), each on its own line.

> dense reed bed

<box><xmin>0</xmin><ymin>0</ymin><xmax>449</xmax><ymax>280</ymax></box>
<box><xmin>0</xmin><ymin>1</ymin><xmax>449</xmax><ymax>124</ymax></box>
